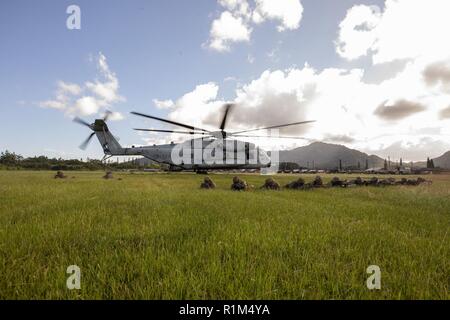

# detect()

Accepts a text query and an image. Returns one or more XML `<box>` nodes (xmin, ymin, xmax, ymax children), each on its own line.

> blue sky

<box><xmin>1</xmin><ymin>0</ymin><xmax>449</xmax><ymax>161</ymax></box>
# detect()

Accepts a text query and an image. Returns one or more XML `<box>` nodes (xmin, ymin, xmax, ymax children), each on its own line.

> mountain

<box><xmin>433</xmin><ymin>151</ymin><xmax>450</xmax><ymax>169</ymax></box>
<box><xmin>279</xmin><ymin>142</ymin><xmax>385</xmax><ymax>170</ymax></box>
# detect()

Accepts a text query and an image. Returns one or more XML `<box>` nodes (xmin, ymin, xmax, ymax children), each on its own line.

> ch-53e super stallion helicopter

<box><xmin>73</xmin><ymin>104</ymin><xmax>314</xmax><ymax>172</ymax></box>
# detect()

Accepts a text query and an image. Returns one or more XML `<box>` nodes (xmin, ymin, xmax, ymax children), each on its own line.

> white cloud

<box><xmin>73</xmin><ymin>96</ymin><xmax>104</xmax><ymax>116</ymax></box>
<box><xmin>39</xmin><ymin>99</ymin><xmax>66</xmax><ymax>110</ymax></box>
<box><xmin>336</xmin><ymin>0</ymin><xmax>450</xmax><ymax>64</ymax></box>
<box><xmin>153</xmin><ymin>99</ymin><xmax>175</xmax><ymax>109</ymax></box>
<box><xmin>151</xmin><ymin>55</ymin><xmax>450</xmax><ymax>160</ymax></box>
<box><xmin>219</xmin><ymin>0</ymin><xmax>240</xmax><ymax>10</ymax></box>
<box><xmin>84</xmin><ymin>53</ymin><xmax>124</xmax><ymax>106</ymax></box>
<box><xmin>39</xmin><ymin>81</ymin><xmax>82</xmax><ymax>110</ymax></box>
<box><xmin>57</xmin><ymin>81</ymin><xmax>82</xmax><ymax>96</ymax></box>
<box><xmin>108</xmin><ymin>111</ymin><xmax>125</xmax><ymax>121</ymax></box>
<box><xmin>321</xmin><ymin>0</ymin><xmax>450</xmax><ymax>159</ymax></box>
<box><xmin>168</xmin><ymin>82</ymin><xmax>224</xmax><ymax>129</ymax></box>
<box><xmin>336</xmin><ymin>5</ymin><xmax>381</xmax><ymax>60</ymax></box>
<box><xmin>39</xmin><ymin>53</ymin><xmax>124</xmax><ymax>120</ymax></box>
<box><xmin>224</xmin><ymin>76</ymin><xmax>238</xmax><ymax>82</ymax></box>
<box><xmin>85</xmin><ymin>80</ymin><xmax>121</xmax><ymax>104</ymax></box>
<box><xmin>208</xmin><ymin>11</ymin><xmax>252</xmax><ymax>52</ymax></box>
<box><xmin>138</xmin><ymin>83</ymin><xmax>225</xmax><ymax>145</ymax></box>
<box><xmin>207</xmin><ymin>0</ymin><xmax>303</xmax><ymax>52</ymax></box>
<box><xmin>253</xmin><ymin>0</ymin><xmax>303</xmax><ymax>31</ymax></box>
<box><xmin>219</xmin><ymin>0</ymin><xmax>251</xmax><ymax>18</ymax></box>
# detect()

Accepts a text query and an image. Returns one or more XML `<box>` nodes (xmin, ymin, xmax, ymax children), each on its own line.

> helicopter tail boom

<box><xmin>92</xmin><ymin>119</ymin><xmax>124</xmax><ymax>155</ymax></box>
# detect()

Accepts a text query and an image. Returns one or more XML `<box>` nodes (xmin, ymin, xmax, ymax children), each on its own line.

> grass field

<box><xmin>0</xmin><ymin>170</ymin><xmax>448</xmax><ymax>299</ymax></box>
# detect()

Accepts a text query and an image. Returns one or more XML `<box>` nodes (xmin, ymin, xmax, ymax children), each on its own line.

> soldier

<box><xmin>354</xmin><ymin>177</ymin><xmax>364</xmax><ymax>186</ymax></box>
<box><xmin>54</xmin><ymin>171</ymin><xmax>67</xmax><ymax>179</ymax></box>
<box><xmin>231</xmin><ymin>176</ymin><xmax>249</xmax><ymax>191</ymax></box>
<box><xmin>417</xmin><ymin>177</ymin><xmax>432</xmax><ymax>185</ymax></box>
<box><xmin>347</xmin><ymin>177</ymin><xmax>363</xmax><ymax>187</ymax></box>
<box><xmin>368</xmin><ymin>177</ymin><xmax>378</xmax><ymax>186</ymax></box>
<box><xmin>406</xmin><ymin>178</ymin><xmax>419</xmax><ymax>186</ymax></box>
<box><xmin>261</xmin><ymin>178</ymin><xmax>281</xmax><ymax>190</ymax></box>
<box><xmin>302</xmin><ymin>182</ymin><xmax>314</xmax><ymax>190</ymax></box>
<box><xmin>330</xmin><ymin>176</ymin><xmax>344</xmax><ymax>187</ymax></box>
<box><xmin>383</xmin><ymin>178</ymin><xmax>396</xmax><ymax>186</ymax></box>
<box><xmin>103</xmin><ymin>171</ymin><xmax>114</xmax><ymax>179</ymax></box>
<box><xmin>285</xmin><ymin>177</ymin><xmax>305</xmax><ymax>189</ymax></box>
<box><xmin>200</xmin><ymin>177</ymin><xmax>216</xmax><ymax>189</ymax></box>
<box><xmin>387</xmin><ymin>177</ymin><xmax>396</xmax><ymax>185</ymax></box>
<box><xmin>312</xmin><ymin>176</ymin><xmax>323</xmax><ymax>187</ymax></box>
<box><xmin>330</xmin><ymin>176</ymin><xmax>339</xmax><ymax>187</ymax></box>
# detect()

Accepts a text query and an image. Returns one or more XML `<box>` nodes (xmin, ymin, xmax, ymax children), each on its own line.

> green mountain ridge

<box><xmin>279</xmin><ymin>142</ymin><xmax>385</xmax><ymax>170</ymax></box>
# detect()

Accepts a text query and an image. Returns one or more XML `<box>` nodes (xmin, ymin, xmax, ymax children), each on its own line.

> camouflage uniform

<box><xmin>231</xmin><ymin>176</ymin><xmax>249</xmax><ymax>191</ymax></box>
<box><xmin>54</xmin><ymin>171</ymin><xmax>67</xmax><ymax>179</ymax></box>
<box><xmin>103</xmin><ymin>171</ymin><xmax>114</xmax><ymax>179</ymax></box>
<box><xmin>312</xmin><ymin>176</ymin><xmax>324</xmax><ymax>187</ymax></box>
<box><xmin>261</xmin><ymin>178</ymin><xmax>281</xmax><ymax>190</ymax></box>
<box><xmin>285</xmin><ymin>178</ymin><xmax>305</xmax><ymax>189</ymax></box>
<box><xmin>200</xmin><ymin>177</ymin><xmax>216</xmax><ymax>189</ymax></box>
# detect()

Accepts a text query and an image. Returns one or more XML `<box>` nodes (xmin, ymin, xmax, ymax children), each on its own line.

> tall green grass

<box><xmin>0</xmin><ymin>171</ymin><xmax>448</xmax><ymax>299</ymax></box>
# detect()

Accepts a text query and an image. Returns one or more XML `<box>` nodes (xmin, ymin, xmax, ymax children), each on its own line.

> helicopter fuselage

<box><xmin>114</xmin><ymin>138</ymin><xmax>272</xmax><ymax>171</ymax></box>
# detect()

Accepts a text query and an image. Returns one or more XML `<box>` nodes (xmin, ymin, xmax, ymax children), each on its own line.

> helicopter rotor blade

<box><xmin>131</xmin><ymin>111</ymin><xmax>210</xmax><ymax>133</ymax></box>
<box><xmin>73</xmin><ymin>117</ymin><xmax>92</xmax><ymax>129</ymax></box>
<box><xmin>231</xmin><ymin>120</ymin><xmax>316</xmax><ymax>135</ymax></box>
<box><xmin>231</xmin><ymin>134</ymin><xmax>311</xmax><ymax>140</ymax></box>
<box><xmin>79</xmin><ymin>132</ymin><xmax>96</xmax><ymax>150</ymax></box>
<box><xmin>134</xmin><ymin>128</ymin><xmax>207</xmax><ymax>135</ymax></box>
<box><xmin>219</xmin><ymin>103</ymin><xmax>234</xmax><ymax>132</ymax></box>
<box><xmin>103</xmin><ymin>110</ymin><xmax>113</xmax><ymax>122</ymax></box>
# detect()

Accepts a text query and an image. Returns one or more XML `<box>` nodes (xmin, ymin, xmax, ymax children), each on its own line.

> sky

<box><xmin>1</xmin><ymin>0</ymin><xmax>450</xmax><ymax>161</ymax></box>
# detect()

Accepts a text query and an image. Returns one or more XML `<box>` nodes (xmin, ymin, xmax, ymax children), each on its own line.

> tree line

<box><xmin>0</xmin><ymin>150</ymin><xmax>157</xmax><ymax>171</ymax></box>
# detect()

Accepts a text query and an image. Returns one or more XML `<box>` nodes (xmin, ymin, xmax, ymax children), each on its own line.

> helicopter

<box><xmin>73</xmin><ymin>104</ymin><xmax>314</xmax><ymax>172</ymax></box>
